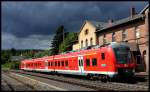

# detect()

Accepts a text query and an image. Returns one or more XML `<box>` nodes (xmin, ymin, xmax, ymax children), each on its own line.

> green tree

<box><xmin>59</xmin><ymin>32</ymin><xmax>78</xmax><ymax>53</ymax></box>
<box><xmin>11</xmin><ymin>48</ymin><xmax>16</xmax><ymax>56</ymax></box>
<box><xmin>1</xmin><ymin>50</ymin><xmax>12</xmax><ymax>64</ymax></box>
<box><xmin>51</xmin><ymin>25</ymin><xmax>65</xmax><ymax>55</ymax></box>
<box><xmin>34</xmin><ymin>50</ymin><xmax>51</xmax><ymax>58</ymax></box>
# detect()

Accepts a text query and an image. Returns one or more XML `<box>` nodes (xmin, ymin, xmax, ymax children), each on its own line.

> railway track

<box><xmin>2</xmin><ymin>72</ymin><xmax>35</xmax><ymax>91</ymax></box>
<box><xmin>9</xmin><ymin>70</ymin><xmax>148</xmax><ymax>91</ymax></box>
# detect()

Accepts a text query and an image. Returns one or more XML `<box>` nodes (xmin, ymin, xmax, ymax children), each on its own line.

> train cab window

<box><xmin>58</xmin><ymin>61</ymin><xmax>60</xmax><ymax>66</ymax></box>
<box><xmin>61</xmin><ymin>61</ymin><xmax>64</xmax><ymax>66</ymax></box>
<box><xmin>65</xmin><ymin>60</ymin><xmax>68</xmax><ymax>66</ymax></box>
<box><xmin>86</xmin><ymin>59</ymin><xmax>90</xmax><ymax>66</ymax></box>
<box><xmin>92</xmin><ymin>58</ymin><xmax>97</xmax><ymax>66</ymax></box>
<box><xmin>101</xmin><ymin>53</ymin><xmax>105</xmax><ymax>60</ymax></box>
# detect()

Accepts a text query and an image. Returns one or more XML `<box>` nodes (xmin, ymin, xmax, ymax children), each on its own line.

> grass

<box><xmin>2</xmin><ymin>62</ymin><xmax>12</xmax><ymax>70</ymax></box>
<box><xmin>1</xmin><ymin>61</ymin><xmax>19</xmax><ymax>71</ymax></box>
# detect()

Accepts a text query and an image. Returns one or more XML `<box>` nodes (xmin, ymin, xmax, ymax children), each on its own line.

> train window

<box><xmin>55</xmin><ymin>61</ymin><xmax>57</xmax><ymax>66</ymax></box>
<box><xmin>48</xmin><ymin>62</ymin><xmax>50</xmax><ymax>66</ymax></box>
<box><xmin>65</xmin><ymin>60</ymin><xmax>68</xmax><ymax>66</ymax></box>
<box><xmin>78</xmin><ymin>60</ymin><xmax>81</xmax><ymax>66</ymax></box>
<box><xmin>86</xmin><ymin>59</ymin><xmax>90</xmax><ymax>66</ymax></box>
<box><xmin>51</xmin><ymin>62</ymin><xmax>53</xmax><ymax>66</ymax></box>
<box><xmin>61</xmin><ymin>61</ymin><xmax>64</xmax><ymax>66</ymax></box>
<box><xmin>101</xmin><ymin>53</ymin><xmax>105</xmax><ymax>60</ymax></box>
<box><xmin>92</xmin><ymin>58</ymin><xmax>97</xmax><ymax>66</ymax></box>
<box><xmin>78</xmin><ymin>60</ymin><xmax>83</xmax><ymax>66</ymax></box>
<box><xmin>58</xmin><ymin>61</ymin><xmax>60</xmax><ymax>66</ymax></box>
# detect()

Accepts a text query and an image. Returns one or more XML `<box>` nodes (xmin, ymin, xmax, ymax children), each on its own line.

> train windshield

<box><xmin>113</xmin><ymin>47</ymin><xmax>132</xmax><ymax>64</ymax></box>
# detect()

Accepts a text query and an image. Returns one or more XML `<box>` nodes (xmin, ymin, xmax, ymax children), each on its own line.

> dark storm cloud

<box><xmin>2</xmin><ymin>1</ymin><xmax>148</xmax><ymax>37</ymax></box>
<box><xmin>2</xmin><ymin>1</ymin><xmax>148</xmax><ymax>49</ymax></box>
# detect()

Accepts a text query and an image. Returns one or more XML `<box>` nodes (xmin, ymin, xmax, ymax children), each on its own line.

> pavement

<box><xmin>135</xmin><ymin>72</ymin><xmax>149</xmax><ymax>76</ymax></box>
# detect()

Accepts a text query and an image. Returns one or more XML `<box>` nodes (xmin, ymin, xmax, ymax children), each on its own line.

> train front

<box><xmin>110</xmin><ymin>42</ymin><xmax>136</xmax><ymax>78</ymax></box>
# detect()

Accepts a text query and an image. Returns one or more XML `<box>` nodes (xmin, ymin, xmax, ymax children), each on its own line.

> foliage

<box><xmin>23</xmin><ymin>50</ymin><xmax>34</xmax><ymax>58</ymax></box>
<box><xmin>11</xmin><ymin>60</ymin><xmax>20</xmax><ymax>69</ymax></box>
<box><xmin>50</xmin><ymin>25</ymin><xmax>65</xmax><ymax>55</ymax></box>
<box><xmin>1</xmin><ymin>50</ymin><xmax>12</xmax><ymax>64</ymax></box>
<box><xmin>34</xmin><ymin>50</ymin><xmax>51</xmax><ymax>58</ymax></box>
<box><xmin>11</xmin><ymin>48</ymin><xmax>16</xmax><ymax>56</ymax></box>
<box><xmin>59</xmin><ymin>32</ymin><xmax>78</xmax><ymax>53</ymax></box>
<box><xmin>1</xmin><ymin>60</ymin><xmax>20</xmax><ymax>70</ymax></box>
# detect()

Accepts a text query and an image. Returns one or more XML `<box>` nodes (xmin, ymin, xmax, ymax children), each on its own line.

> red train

<box><xmin>20</xmin><ymin>42</ymin><xmax>136</xmax><ymax>80</ymax></box>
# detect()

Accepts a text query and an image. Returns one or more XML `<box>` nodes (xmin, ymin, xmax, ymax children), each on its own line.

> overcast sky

<box><xmin>2</xmin><ymin>1</ymin><xmax>148</xmax><ymax>50</ymax></box>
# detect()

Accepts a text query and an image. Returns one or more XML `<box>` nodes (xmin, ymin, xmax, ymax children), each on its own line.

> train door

<box><xmin>100</xmin><ymin>52</ymin><xmax>108</xmax><ymax>73</ymax></box>
<box><xmin>45</xmin><ymin>60</ymin><xmax>48</xmax><ymax>70</ymax></box>
<box><xmin>78</xmin><ymin>55</ymin><xmax>84</xmax><ymax>73</ymax></box>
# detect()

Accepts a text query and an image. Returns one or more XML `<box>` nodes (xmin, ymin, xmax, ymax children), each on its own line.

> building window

<box><xmin>135</xmin><ymin>27</ymin><xmax>140</xmax><ymax>39</ymax></box>
<box><xmin>86</xmin><ymin>59</ymin><xmax>90</xmax><ymax>66</ymax></box>
<box><xmin>92</xmin><ymin>58</ymin><xmax>97</xmax><ymax>66</ymax></box>
<box><xmin>136</xmin><ymin>55</ymin><xmax>141</xmax><ymax>64</ymax></box>
<box><xmin>112</xmin><ymin>32</ymin><xmax>115</xmax><ymax>42</ymax></box>
<box><xmin>103</xmin><ymin>34</ymin><xmax>106</xmax><ymax>44</ymax></box>
<box><xmin>90</xmin><ymin>38</ymin><xmax>93</xmax><ymax>46</ymax></box>
<box><xmin>85</xmin><ymin>29</ymin><xmax>89</xmax><ymax>35</ymax></box>
<box><xmin>81</xmin><ymin>40</ymin><xmax>83</xmax><ymax>48</ymax></box>
<box><xmin>85</xmin><ymin>39</ymin><xmax>88</xmax><ymax>47</ymax></box>
<box><xmin>122</xmin><ymin>30</ymin><xmax>127</xmax><ymax>41</ymax></box>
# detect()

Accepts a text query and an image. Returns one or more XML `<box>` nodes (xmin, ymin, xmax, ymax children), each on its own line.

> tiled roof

<box><xmin>96</xmin><ymin>14</ymin><xmax>144</xmax><ymax>32</ymax></box>
<box><xmin>88</xmin><ymin>20</ymin><xmax>107</xmax><ymax>29</ymax></box>
<box><xmin>140</xmin><ymin>4</ymin><xmax>149</xmax><ymax>14</ymax></box>
<box><xmin>11</xmin><ymin>56</ymin><xmax>26</xmax><ymax>61</ymax></box>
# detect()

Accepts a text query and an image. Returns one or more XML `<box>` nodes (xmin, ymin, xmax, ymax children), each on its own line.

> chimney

<box><xmin>130</xmin><ymin>6</ymin><xmax>136</xmax><ymax>18</ymax></box>
<box><xmin>108</xmin><ymin>18</ymin><xmax>113</xmax><ymax>26</ymax></box>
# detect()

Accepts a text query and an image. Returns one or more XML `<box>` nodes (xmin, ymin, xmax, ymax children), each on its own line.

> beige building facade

<box><xmin>72</xmin><ymin>20</ymin><xmax>106</xmax><ymax>50</ymax></box>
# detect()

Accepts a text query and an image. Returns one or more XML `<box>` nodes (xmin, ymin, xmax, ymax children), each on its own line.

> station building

<box><xmin>72</xmin><ymin>5</ymin><xmax>149</xmax><ymax>73</ymax></box>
